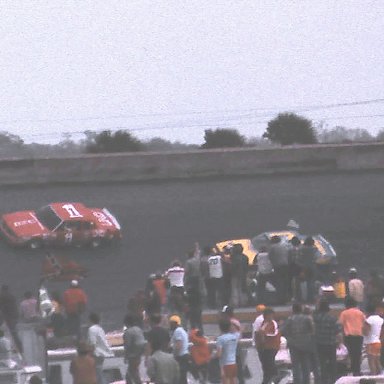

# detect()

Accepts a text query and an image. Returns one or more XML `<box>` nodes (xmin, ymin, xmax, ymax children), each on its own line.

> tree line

<box><xmin>2</xmin><ymin>113</ymin><xmax>384</xmax><ymax>157</ymax></box>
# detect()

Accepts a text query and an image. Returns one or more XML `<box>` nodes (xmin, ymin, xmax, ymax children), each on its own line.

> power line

<box><xmin>0</xmin><ymin>97</ymin><xmax>383</xmax><ymax>125</ymax></box>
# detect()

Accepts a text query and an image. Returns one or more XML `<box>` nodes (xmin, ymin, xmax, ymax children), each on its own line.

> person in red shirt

<box><xmin>256</xmin><ymin>308</ymin><xmax>280</xmax><ymax>384</ymax></box>
<box><xmin>63</xmin><ymin>280</ymin><xmax>88</xmax><ymax>340</ymax></box>
<box><xmin>189</xmin><ymin>328</ymin><xmax>211</xmax><ymax>383</ymax></box>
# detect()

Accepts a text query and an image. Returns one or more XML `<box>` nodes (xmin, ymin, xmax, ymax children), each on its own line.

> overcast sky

<box><xmin>0</xmin><ymin>0</ymin><xmax>383</xmax><ymax>144</ymax></box>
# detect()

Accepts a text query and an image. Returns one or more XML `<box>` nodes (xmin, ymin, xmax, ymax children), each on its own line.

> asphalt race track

<box><xmin>0</xmin><ymin>171</ymin><xmax>383</xmax><ymax>330</ymax></box>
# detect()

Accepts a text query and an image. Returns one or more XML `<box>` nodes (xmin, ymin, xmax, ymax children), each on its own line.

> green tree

<box><xmin>201</xmin><ymin>128</ymin><xmax>245</xmax><ymax>149</ymax></box>
<box><xmin>263</xmin><ymin>113</ymin><xmax>317</xmax><ymax>145</ymax></box>
<box><xmin>84</xmin><ymin>130</ymin><xmax>144</xmax><ymax>153</ymax></box>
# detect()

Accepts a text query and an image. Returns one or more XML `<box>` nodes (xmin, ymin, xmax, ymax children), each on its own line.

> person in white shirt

<box><xmin>207</xmin><ymin>252</ymin><xmax>223</xmax><ymax>309</ymax></box>
<box><xmin>348</xmin><ymin>268</ymin><xmax>364</xmax><ymax>305</ymax></box>
<box><xmin>166</xmin><ymin>261</ymin><xmax>185</xmax><ymax>288</ymax></box>
<box><xmin>252</xmin><ymin>304</ymin><xmax>266</xmax><ymax>348</ymax></box>
<box><xmin>363</xmin><ymin>304</ymin><xmax>384</xmax><ymax>375</ymax></box>
<box><xmin>87</xmin><ymin>312</ymin><xmax>114</xmax><ymax>384</ymax></box>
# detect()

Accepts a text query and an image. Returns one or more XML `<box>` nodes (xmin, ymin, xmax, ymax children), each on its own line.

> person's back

<box><xmin>282</xmin><ymin>312</ymin><xmax>313</xmax><ymax>350</ymax></box>
<box><xmin>70</xmin><ymin>354</ymin><xmax>97</xmax><ymax>384</ymax></box>
<box><xmin>339</xmin><ymin>306</ymin><xmax>365</xmax><ymax>336</ymax></box>
<box><xmin>268</xmin><ymin>242</ymin><xmax>289</xmax><ymax>267</ymax></box>
<box><xmin>257</xmin><ymin>251</ymin><xmax>273</xmax><ymax>275</ymax></box>
<box><xmin>124</xmin><ymin>325</ymin><xmax>146</xmax><ymax>358</ymax></box>
<box><xmin>348</xmin><ymin>278</ymin><xmax>364</xmax><ymax>303</ymax></box>
<box><xmin>63</xmin><ymin>286</ymin><xmax>87</xmax><ymax>314</ymax></box>
<box><xmin>147</xmin><ymin>349</ymin><xmax>180</xmax><ymax>384</ymax></box>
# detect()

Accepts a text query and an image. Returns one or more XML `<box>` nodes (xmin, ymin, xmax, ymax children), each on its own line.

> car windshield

<box><xmin>35</xmin><ymin>206</ymin><xmax>62</xmax><ymax>231</ymax></box>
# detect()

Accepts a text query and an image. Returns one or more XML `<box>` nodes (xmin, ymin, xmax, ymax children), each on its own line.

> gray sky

<box><xmin>1</xmin><ymin>0</ymin><xmax>383</xmax><ymax>144</ymax></box>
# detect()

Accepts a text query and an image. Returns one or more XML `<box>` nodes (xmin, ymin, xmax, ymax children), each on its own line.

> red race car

<box><xmin>0</xmin><ymin>202</ymin><xmax>121</xmax><ymax>249</ymax></box>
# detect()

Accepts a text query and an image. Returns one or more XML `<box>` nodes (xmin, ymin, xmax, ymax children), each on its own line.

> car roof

<box><xmin>49</xmin><ymin>202</ymin><xmax>93</xmax><ymax>221</ymax></box>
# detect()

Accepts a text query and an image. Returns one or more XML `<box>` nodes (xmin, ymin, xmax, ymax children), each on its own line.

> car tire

<box><xmin>29</xmin><ymin>239</ymin><xmax>43</xmax><ymax>249</ymax></box>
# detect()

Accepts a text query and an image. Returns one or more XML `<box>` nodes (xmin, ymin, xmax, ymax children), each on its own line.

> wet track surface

<box><xmin>0</xmin><ymin>171</ymin><xmax>383</xmax><ymax>330</ymax></box>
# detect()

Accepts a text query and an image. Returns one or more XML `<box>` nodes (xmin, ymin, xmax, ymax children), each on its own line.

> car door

<box><xmin>55</xmin><ymin>221</ymin><xmax>83</xmax><ymax>246</ymax></box>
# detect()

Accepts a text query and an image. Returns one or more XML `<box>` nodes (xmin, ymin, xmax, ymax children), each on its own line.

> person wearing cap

<box><xmin>63</xmin><ymin>280</ymin><xmax>88</xmax><ymax>341</ymax></box>
<box><xmin>169</xmin><ymin>315</ymin><xmax>189</xmax><ymax>384</ymax></box>
<box><xmin>70</xmin><ymin>341</ymin><xmax>97</xmax><ymax>384</ymax></box>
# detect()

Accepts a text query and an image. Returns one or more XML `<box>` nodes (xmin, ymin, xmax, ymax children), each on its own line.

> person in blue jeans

<box><xmin>281</xmin><ymin>303</ymin><xmax>315</xmax><ymax>384</ymax></box>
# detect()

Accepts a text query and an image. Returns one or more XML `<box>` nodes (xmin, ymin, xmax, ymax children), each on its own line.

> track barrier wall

<box><xmin>0</xmin><ymin>142</ymin><xmax>383</xmax><ymax>185</ymax></box>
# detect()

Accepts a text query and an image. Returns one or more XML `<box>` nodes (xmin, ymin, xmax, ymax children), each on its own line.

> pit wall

<box><xmin>0</xmin><ymin>142</ymin><xmax>383</xmax><ymax>185</ymax></box>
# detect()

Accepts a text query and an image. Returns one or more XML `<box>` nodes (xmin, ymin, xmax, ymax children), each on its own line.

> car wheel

<box><xmin>90</xmin><ymin>238</ymin><xmax>102</xmax><ymax>248</ymax></box>
<box><xmin>29</xmin><ymin>239</ymin><xmax>43</xmax><ymax>249</ymax></box>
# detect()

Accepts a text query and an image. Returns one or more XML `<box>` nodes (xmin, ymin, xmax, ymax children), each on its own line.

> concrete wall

<box><xmin>0</xmin><ymin>142</ymin><xmax>383</xmax><ymax>185</ymax></box>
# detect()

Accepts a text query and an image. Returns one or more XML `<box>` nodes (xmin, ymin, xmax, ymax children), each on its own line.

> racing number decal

<box><xmin>93</xmin><ymin>212</ymin><xmax>112</xmax><ymax>226</ymax></box>
<box><xmin>62</xmin><ymin>204</ymin><xmax>83</xmax><ymax>218</ymax></box>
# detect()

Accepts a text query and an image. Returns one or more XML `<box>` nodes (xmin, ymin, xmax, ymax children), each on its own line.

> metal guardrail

<box><xmin>47</xmin><ymin>338</ymin><xmax>254</xmax><ymax>362</ymax></box>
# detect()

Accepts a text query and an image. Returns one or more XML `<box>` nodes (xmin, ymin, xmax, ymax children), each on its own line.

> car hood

<box><xmin>2</xmin><ymin>211</ymin><xmax>49</xmax><ymax>237</ymax></box>
<box><xmin>90</xmin><ymin>208</ymin><xmax>121</xmax><ymax>231</ymax></box>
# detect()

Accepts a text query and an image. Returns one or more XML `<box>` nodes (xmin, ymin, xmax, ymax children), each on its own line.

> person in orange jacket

<box><xmin>189</xmin><ymin>328</ymin><xmax>211</xmax><ymax>384</ymax></box>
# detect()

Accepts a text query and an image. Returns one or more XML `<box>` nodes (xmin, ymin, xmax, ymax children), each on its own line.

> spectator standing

<box><xmin>189</xmin><ymin>328</ymin><xmax>211</xmax><ymax>384</ymax></box>
<box><xmin>365</xmin><ymin>270</ymin><xmax>384</xmax><ymax>308</ymax></box>
<box><xmin>19</xmin><ymin>291</ymin><xmax>39</xmax><ymax>322</ymax></box>
<box><xmin>63</xmin><ymin>280</ymin><xmax>87</xmax><ymax>341</ymax></box>
<box><xmin>184</xmin><ymin>243</ymin><xmax>202</xmax><ymax>294</ymax></box>
<box><xmin>166</xmin><ymin>261</ymin><xmax>185</xmax><ymax>315</ymax></box>
<box><xmin>313</xmin><ymin>299</ymin><xmax>342</xmax><ymax>384</ymax></box>
<box><xmin>296</xmin><ymin>237</ymin><xmax>317</xmax><ymax>303</ymax></box>
<box><xmin>229</xmin><ymin>244</ymin><xmax>248</xmax><ymax>308</ymax></box>
<box><xmin>281</xmin><ymin>303</ymin><xmax>314</xmax><ymax>384</ymax></box>
<box><xmin>200</xmin><ymin>247</ymin><xmax>211</xmax><ymax>306</ymax></box>
<box><xmin>338</xmin><ymin>296</ymin><xmax>365</xmax><ymax>376</ymax></box>
<box><xmin>221</xmin><ymin>247</ymin><xmax>233</xmax><ymax>306</ymax></box>
<box><xmin>256</xmin><ymin>247</ymin><xmax>274</xmax><ymax>304</ymax></box>
<box><xmin>207</xmin><ymin>250</ymin><xmax>224</xmax><ymax>309</ymax></box>
<box><xmin>0</xmin><ymin>285</ymin><xmax>21</xmax><ymax>352</ymax></box>
<box><xmin>0</xmin><ymin>329</ymin><xmax>12</xmax><ymax>363</ymax></box>
<box><xmin>288</xmin><ymin>237</ymin><xmax>301</xmax><ymax>301</ymax></box>
<box><xmin>347</xmin><ymin>268</ymin><xmax>364</xmax><ymax>307</ymax></box>
<box><xmin>268</xmin><ymin>236</ymin><xmax>289</xmax><ymax>304</ymax></box>
<box><xmin>221</xmin><ymin>305</ymin><xmax>245</xmax><ymax>384</ymax></box>
<box><xmin>215</xmin><ymin>318</ymin><xmax>239</xmax><ymax>384</ymax></box>
<box><xmin>252</xmin><ymin>304</ymin><xmax>266</xmax><ymax>348</ymax></box>
<box><xmin>87</xmin><ymin>313</ymin><xmax>113</xmax><ymax>384</ymax></box>
<box><xmin>147</xmin><ymin>338</ymin><xmax>180</xmax><ymax>384</ymax></box>
<box><xmin>145</xmin><ymin>313</ymin><xmax>170</xmax><ymax>354</ymax></box>
<box><xmin>332</xmin><ymin>272</ymin><xmax>347</xmax><ymax>302</ymax></box>
<box><xmin>50</xmin><ymin>291</ymin><xmax>66</xmax><ymax>338</ymax></box>
<box><xmin>123</xmin><ymin>314</ymin><xmax>147</xmax><ymax>384</ymax></box>
<box><xmin>169</xmin><ymin>315</ymin><xmax>190</xmax><ymax>384</ymax></box>
<box><xmin>186</xmin><ymin>280</ymin><xmax>203</xmax><ymax>330</ymax></box>
<box><xmin>363</xmin><ymin>303</ymin><xmax>384</xmax><ymax>375</ymax></box>
<box><xmin>70</xmin><ymin>341</ymin><xmax>97</xmax><ymax>384</ymax></box>
<box><xmin>256</xmin><ymin>308</ymin><xmax>280</xmax><ymax>384</ymax></box>
<box><xmin>151</xmin><ymin>273</ymin><xmax>168</xmax><ymax>312</ymax></box>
